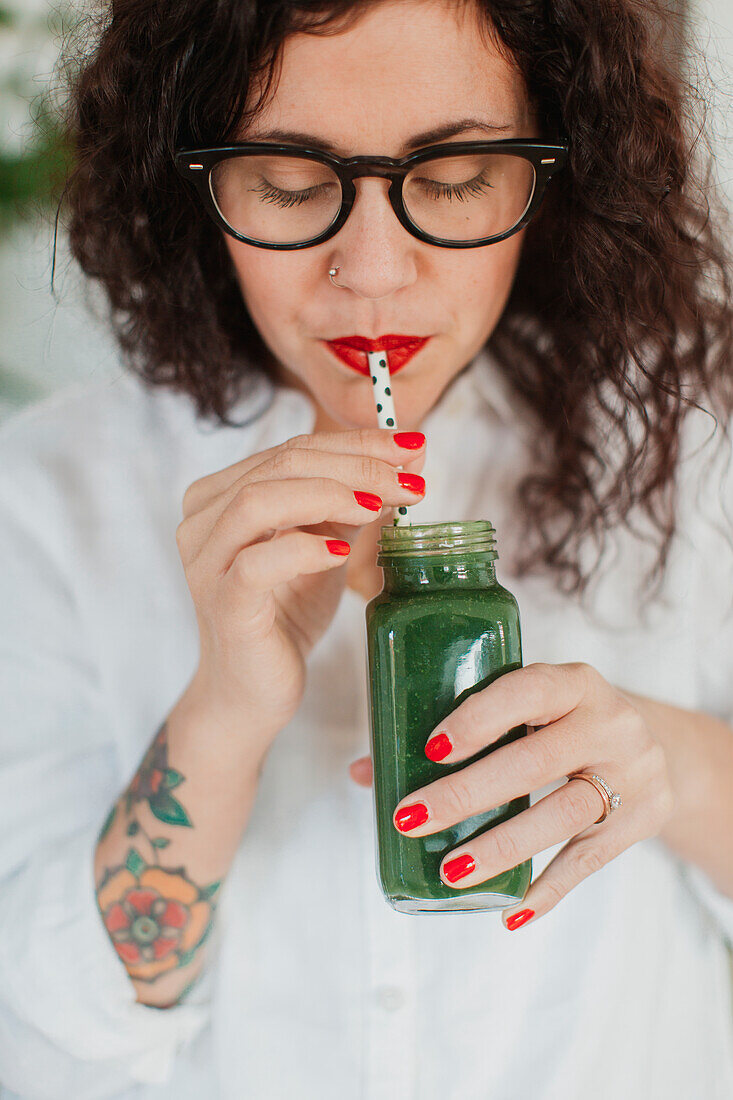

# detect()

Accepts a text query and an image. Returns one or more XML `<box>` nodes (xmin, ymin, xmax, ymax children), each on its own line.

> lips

<box><xmin>324</xmin><ymin>335</ymin><xmax>430</xmax><ymax>375</ymax></box>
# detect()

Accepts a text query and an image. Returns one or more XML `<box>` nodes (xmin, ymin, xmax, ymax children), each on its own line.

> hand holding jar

<box><xmin>352</xmin><ymin>658</ymin><xmax>675</xmax><ymax>928</ymax></box>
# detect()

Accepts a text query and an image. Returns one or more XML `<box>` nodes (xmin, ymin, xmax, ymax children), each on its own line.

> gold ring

<box><xmin>566</xmin><ymin>772</ymin><xmax>622</xmax><ymax>824</ymax></box>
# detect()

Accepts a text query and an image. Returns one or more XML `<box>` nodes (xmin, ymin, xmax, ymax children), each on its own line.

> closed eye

<box><xmin>415</xmin><ymin>171</ymin><xmax>494</xmax><ymax>202</ymax></box>
<box><xmin>250</xmin><ymin>179</ymin><xmax>337</xmax><ymax>208</ymax></box>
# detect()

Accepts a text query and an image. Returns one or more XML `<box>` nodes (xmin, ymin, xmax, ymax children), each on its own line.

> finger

<box><xmin>246</xmin><ymin>446</ymin><xmax>426</xmax><ymax>506</ymax></box>
<box><xmin>180</xmin><ymin>447</ymin><xmax>426</xmax><ymax>560</ymax></box>
<box><xmin>182</xmin><ymin>428</ymin><xmax>426</xmax><ymax>516</ymax></box>
<box><xmin>500</xmin><ymin>812</ymin><xmax>633</xmax><ymax>929</ymax></box>
<box><xmin>348</xmin><ymin>757</ymin><xmax>373</xmax><ymax>786</ymax></box>
<box><xmin>392</xmin><ymin>714</ymin><xmax>611</xmax><ymax>836</ymax></box>
<box><xmin>185</xmin><ymin>477</ymin><xmax>384</xmax><ymax>576</ymax></box>
<box><xmin>432</xmin><ymin>777</ymin><xmax>608</xmax><ymax>891</ymax></box>
<box><xmin>422</xmin><ymin>662</ymin><xmax>598</xmax><ymax>765</ymax></box>
<box><xmin>224</xmin><ymin>530</ymin><xmax>353</xmax><ymax>603</ymax></box>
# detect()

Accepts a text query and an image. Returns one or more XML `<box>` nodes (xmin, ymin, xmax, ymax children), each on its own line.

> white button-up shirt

<box><xmin>0</xmin><ymin>352</ymin><xmax>732</xmax><ymax>1099</ymax></box>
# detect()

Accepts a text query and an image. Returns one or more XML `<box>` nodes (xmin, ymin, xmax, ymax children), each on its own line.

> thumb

<box><xmin>348</xmin><ymin>755</ymin><xmax>373</xmax><ymax>786</ymax></box>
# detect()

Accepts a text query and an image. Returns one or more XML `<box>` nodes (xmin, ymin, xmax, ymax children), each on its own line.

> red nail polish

<box><xmin>354</xmin><ymin>490</ymin><xmax>383</xmax><ymax>511</ymax></box>
<box><xmin>394</xmin><ymin>802</ymin><xmax>429</xmax><ymax>832</ymax></box>
<box><xmin>397</xmin><ymin>472</ymin><xmax>426</xmax><ymax>494</ymax></box>
<box><xmin>425</xmin><ymin>732</ymin><xmax>452</xmax><ymax>761</ymax></box>
<box><xmin>505</xmin><ymin>908</ymin><xmax>535</xmax><ymax>930</ymax></box>
<box><xmin>393</xmin><ymin>431</ymin><xmax>425</xmax><ymax>449</ymax></box>
<box><xmin>443</xmin><ymin>854</ymin><xmax>475</xmax><ymax>883</ymax></box>
<box><xmin>326</xmin><ymin>539</ymin><xmax>350</xmax><ymax>556</ymax></box>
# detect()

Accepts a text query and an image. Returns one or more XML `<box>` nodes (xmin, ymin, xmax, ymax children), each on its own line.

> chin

<box><xmin>313</xmin><ymin>389</ymin><xmax>400</xmax><ymax>431</ymax></box>
<box><xmin>326</xmin><ymin>396</ymin><xmax>388</xmax><ymax>431</ymax></box>
<box><xmin>306</xmin><ymin>360</ymin><xmax>446</xmax><ymax>431</ymax></box>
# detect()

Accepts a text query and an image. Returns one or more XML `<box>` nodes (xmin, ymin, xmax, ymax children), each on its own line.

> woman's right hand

<box><xmin>175</xmin><ymin>429</ymin><xmax>426</xmax><ymax>746</ymax></box>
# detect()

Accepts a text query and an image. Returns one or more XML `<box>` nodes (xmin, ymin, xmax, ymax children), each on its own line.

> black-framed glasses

<box><xmin>174</xmin><ymin>139</ymin><xmax>568</xmax><ymax>250</ymax></box>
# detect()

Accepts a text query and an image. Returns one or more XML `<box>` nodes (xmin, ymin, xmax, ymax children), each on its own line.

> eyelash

<box><xmin>251</xmin><ymin>171</ymin><xmax>494</xmax><ymax>208</ymax></box>
<box><xmin>251</xmin><ymin>180</ymin><xmax>333</xmax><ymax>208</ymax></box>
<box><xmin>416</xmin><ymin>172</ymin><xmax>493</xmax><ymax>201</ymax></box>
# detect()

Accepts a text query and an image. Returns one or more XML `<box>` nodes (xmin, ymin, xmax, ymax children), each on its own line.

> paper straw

<box><xmin>367</xmin><ymin>350</ymin><xmax>411</xmax><ymax>527</ymax></box>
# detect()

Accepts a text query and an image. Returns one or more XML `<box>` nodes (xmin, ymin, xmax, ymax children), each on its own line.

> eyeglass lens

<box><xmin>209</xmin><ymin>152</ymin><xmax>536</xmax><ymax>245</ymax></box>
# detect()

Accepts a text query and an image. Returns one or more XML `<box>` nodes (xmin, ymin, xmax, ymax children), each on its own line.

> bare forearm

<box><xmin>93</xmin><ymin>683</ymin><xmax>270</xmax><ymax>1007</ymax></box>
<box><xmin>621</xmin><ymin>689</ymin><xmax>733</xmax><ymax>899</ymax></box>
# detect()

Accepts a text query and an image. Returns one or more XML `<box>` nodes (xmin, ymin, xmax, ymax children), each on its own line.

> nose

<box><xmin>327</xmin><ymin>178</ymin><xmax>418</xmax><ymax>300</ymax></box>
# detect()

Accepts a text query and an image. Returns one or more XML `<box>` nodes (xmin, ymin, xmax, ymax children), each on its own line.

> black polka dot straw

<box><xmin>367</xmin><ymin>350</ymin><xmax>410</xmax><ymax>527</ymax></box>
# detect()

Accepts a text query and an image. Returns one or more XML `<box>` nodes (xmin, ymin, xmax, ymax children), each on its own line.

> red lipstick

<box><xmin>324</xmin><ymin>334</ymin><xmax>430</xmax><ymax>375</ymax></box>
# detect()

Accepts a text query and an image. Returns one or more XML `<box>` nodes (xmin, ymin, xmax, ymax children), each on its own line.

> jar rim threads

<box><xmin>377</xmin><ymin>520</ymin><xmax>498</xmax><ymax>562</ymax></box>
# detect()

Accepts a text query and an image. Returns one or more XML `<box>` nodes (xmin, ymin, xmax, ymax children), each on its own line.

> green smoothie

<box><xmin>365</xmin><ymin>520</ymin><xmax>532</xmax><ymax>913</ymax></box>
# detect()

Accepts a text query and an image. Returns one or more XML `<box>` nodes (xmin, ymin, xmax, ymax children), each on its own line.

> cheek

<box><xmin>225</xmin><ymin>243</ymin><xmax>306</xmax><ymax>341</ymax></box>
<box><xmin>452</xmin><ymin>235</ymin><xmax>524</xmax><ymax>321</ymax></box>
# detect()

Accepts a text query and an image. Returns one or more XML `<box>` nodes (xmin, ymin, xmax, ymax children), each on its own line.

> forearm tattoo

<box><xmin>95</xmin><ymin>723</ymin><xmax>221</xmax><ymax>987</ymax></box>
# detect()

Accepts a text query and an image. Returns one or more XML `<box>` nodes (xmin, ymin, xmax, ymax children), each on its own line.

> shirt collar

<box><xmin>460</xmin><ymin>347</ymin><xmax>520</xmax><ymax>428</ymax></box>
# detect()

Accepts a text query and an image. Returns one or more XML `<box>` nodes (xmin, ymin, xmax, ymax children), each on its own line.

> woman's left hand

<box><xmin>349</xmin><ymin>662</ymin><xmax>676</xmax><ymax>928</ymax></box>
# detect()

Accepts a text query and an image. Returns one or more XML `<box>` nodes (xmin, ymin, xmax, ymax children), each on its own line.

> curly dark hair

<box><xmin>55</xmin><ymin>0</ymin><xmax>733</xmax><ymax>602</ymax></box>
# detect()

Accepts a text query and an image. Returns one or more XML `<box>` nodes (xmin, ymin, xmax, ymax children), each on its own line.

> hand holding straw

<box><xmin>367</xmin><ymin>350</ymin><xmax>411</xmax><ymax>528</ymax></box>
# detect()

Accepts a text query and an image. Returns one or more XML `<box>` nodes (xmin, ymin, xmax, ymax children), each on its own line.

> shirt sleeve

<box><xmin>0</xmin><ymin>417</ymin><xmax>209</xmax><ymax>1098</ymax></box>
<box><xmin>676</xmin><ymin>409</ymin><xmax>733</xmax><ymax>947</ymax></box>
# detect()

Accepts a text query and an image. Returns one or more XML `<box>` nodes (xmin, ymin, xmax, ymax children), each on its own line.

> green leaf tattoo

<box><xmin>125</xmin><ymin>847</ymin><xmax>145</xmax><ymax>876</ymax></box>
<box><xmin>124</xmin><ymin>722</ymin><xmax>194</xmax><ymax>828</ymax></box>
<box><xmin>199</xmin><ymin>880</ymin><xmax>222</xmax><ymax>901</ymax></box>
<box><xmin>149</xmin><ymin>791</ymin><xmax>192</xmax><ymax>827</ymax></box>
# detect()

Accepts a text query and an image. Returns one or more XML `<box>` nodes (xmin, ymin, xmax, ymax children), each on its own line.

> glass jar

<box><xmin>365</xmin><ymin>520</ymin><xmax>532</xmax><ymax>913</ymax></box>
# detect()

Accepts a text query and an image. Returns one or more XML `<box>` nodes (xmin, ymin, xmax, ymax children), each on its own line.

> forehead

<box><xmin>244</xmin><ymin>0</ymin><xmax>530</xmax><ymax>156</ymax></box>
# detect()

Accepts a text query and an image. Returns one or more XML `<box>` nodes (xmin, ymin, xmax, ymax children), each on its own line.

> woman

<box><xmin>1</xmin><ymin>0</ymin><xmax>732</xmax><ymax>1096</ymax></box>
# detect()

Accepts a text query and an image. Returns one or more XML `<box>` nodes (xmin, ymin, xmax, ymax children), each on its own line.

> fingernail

<box><xmin>354</xmin><ymin>490</ymin><xmax>383</xmax><ymax>511</ymax></box>
<box><xmin>425</xmin><ymin>732</ymin><xmax>452</xmax><ymax>761</ymax></box>
<box><xmin>505</xmin><ymin>908</ymin><xmax>535</xmax><ymax>930</ymax></box>
<box><xmin>443</xmin><ymin>854</ymin><xmax>476</xmax><ymax>883</ymax></box>
<box><xmin>326</xmin><ymin>539</ymin><xmax>351</xmax><ymax>556</ymax></box>
<box><xmin>394</xmin><ymin>802</ymin><xmax>429</xmax><ymax>832</ymax></box>
<box><xmin>393</xmin><ymin>431</ymin><xmax>425</xmax><ymax>449</ymax></box>
<box><xmin>397</xmin><ymin>472</ymin><xmax>426</xmax><ymax>494</ymax></box>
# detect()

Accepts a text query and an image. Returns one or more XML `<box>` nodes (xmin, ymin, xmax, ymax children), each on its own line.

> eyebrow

<box><xmin>244</xmin><ymin>118</ymin><xmax>515</xmax><ymax>156</ymax></box>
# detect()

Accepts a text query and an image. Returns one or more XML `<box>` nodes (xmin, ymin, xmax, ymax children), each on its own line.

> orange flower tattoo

<box><xmin>98</xmin><ymin>859</ymin><xmax>219</xmax><ymax>982</ymax></box>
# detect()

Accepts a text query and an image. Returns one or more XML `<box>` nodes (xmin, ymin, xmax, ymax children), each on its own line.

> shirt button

<box><xmin>374</xmin><ymin>985</ymin><xmax>405</xmax><ymax>1011</ymax></box>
